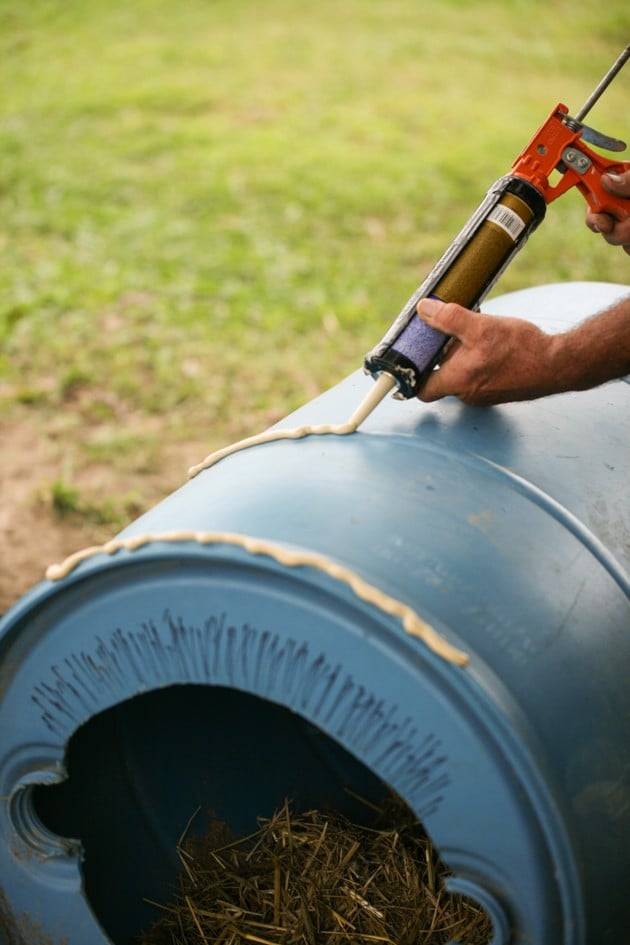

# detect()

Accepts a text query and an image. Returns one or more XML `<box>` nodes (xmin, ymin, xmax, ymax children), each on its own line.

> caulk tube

<box><xmin>364</xmin><ymin>177</ymin><xmax>547</xmax><ymax>398</ymax></box>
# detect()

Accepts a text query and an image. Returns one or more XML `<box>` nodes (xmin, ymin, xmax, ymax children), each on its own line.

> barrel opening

<box><xmin>33</xmin><ymin>684</ymin><xmax>493</xmax><ymax>945</ymax></box>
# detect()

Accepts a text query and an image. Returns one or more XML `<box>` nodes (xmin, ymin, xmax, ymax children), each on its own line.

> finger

<box><xmin>597</xmin><ymin>222</ymin><xmax>630</xmax><ymax>248</ymax></box>
<box><xmin>417</xmin><ymin>365</ymin><xmax>451</xmax><ymax>403</ymax></box>
<box><xmin>601</xmin><ymin>171</ymin><xmax>630</xmax><ymax>198</ymax></box>
<box><xmin>416</xmin><ymin>299</ymin><xmax>474</xmax><ymax>341</ymax></box>
<box><xmin>585</xmin><ymin>210</ymin><xmax>615</xmax><ymax>235</ymax></box>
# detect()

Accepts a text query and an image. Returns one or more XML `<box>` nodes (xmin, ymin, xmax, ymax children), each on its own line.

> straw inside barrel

<box><xmin>136</xmin><ymin>797</ymin><xmax>492</xmax><ymax>945</ymax></box>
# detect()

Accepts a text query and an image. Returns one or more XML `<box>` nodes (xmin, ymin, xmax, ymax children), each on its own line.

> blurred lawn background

<box><xmin>0</xmin><ymin>0</ymin><xmax>628</xmax><ymax>532</ymax></box>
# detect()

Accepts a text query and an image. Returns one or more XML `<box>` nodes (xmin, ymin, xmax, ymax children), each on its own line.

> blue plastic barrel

<box><xmin>0</xmin><ymin>282</ymin><xmax>628</xmax><ymax>945</ymax></box>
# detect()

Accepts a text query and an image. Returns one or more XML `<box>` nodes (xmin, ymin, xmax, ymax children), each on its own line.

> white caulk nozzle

<box><xmin>346</xmin><ymin>372</ymin><xmax>397</xmax><ymax>431</ymax></box>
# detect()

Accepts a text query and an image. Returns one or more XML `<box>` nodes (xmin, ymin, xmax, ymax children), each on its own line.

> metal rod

<box><xmin>574</xmin><ymin>44</ymin><xmax>630</xmax><ymax>121</ymax></box>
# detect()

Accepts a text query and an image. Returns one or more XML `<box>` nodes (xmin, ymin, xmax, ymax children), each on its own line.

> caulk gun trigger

<box><xmin>573</xmin><ymin>119</ymin><xmax>626</xmax><ymax>153</ymax></box>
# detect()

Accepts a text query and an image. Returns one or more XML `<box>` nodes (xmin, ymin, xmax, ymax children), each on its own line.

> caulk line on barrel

<box><xmin>188</xmin><ymin>373</ymin><xmax>397</xmax><ymax>478</ymax></box>
<box><xmin>45</xmin><ymin>528</ymin><xmax>469</xmax><ymax>667</ymax></box>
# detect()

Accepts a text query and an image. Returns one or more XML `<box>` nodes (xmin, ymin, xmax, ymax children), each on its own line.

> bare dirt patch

<box><xmin>0</xmin><ymin>408</ymin><xmax>213</xmax><ymax>616</ymax></box>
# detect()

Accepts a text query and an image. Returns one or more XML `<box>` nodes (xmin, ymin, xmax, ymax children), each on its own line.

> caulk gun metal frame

<box><xmin>364</xmin><ymin>45</ymin><xmax>630</xmax><ymax>401</ymax></box>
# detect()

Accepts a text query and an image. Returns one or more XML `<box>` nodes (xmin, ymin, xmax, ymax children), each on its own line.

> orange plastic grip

<box><xmin>511</xmin><ymin>104</ymin><xmax>630</xmax><ymax>219</ymax></box>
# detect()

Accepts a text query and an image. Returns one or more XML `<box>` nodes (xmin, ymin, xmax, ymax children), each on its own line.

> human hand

<box><xmin>415</xmin><ymin>299</ymin><xmax>558</xmax><ymax>406</ymax></box>
<box><xmin>585</xmin><ymin>170</ymin><xmax>630</xmax><ymax>255</ymax></box>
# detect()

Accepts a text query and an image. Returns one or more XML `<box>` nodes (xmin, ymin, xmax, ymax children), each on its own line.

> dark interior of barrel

<box><xmin>32</xmin><ymin>685</ymin><xmax>492</xmax><ymax>945</ymax></box>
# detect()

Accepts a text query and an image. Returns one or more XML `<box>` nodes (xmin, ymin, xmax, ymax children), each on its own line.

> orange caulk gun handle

<box><xmin>511</xmin><ymin>103</ymin><xmax>630</xmax><ymax>219</ymax></box>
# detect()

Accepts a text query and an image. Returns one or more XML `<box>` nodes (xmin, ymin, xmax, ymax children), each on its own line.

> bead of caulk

<box><xmin>44</xmin><ymin>529</ymin><xmax>468</xmax><ymax>664</ymax></box>
<box><xmin>187</xmin><ymin>372</ymin><xmax>397</xmax><ymax>478</ymax></box>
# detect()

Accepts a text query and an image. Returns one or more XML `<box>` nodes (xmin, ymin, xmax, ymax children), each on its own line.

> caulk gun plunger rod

<box><xmin>574</xmin><ymin>44</ymin><xmax>630</xmax><ymax>122</ymax></box>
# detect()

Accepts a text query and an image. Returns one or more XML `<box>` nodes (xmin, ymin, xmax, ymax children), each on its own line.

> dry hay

<box><xmin>137</xmin><ymin>798</ymin><xmax>493</xmax><ymax>945</ymax></box>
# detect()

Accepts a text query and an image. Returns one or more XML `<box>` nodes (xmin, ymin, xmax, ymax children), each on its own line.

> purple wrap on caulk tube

<box><xmin>391</xmin><ymin>314</ymin><xmax>447</xmax><ymax>373</ymax></box>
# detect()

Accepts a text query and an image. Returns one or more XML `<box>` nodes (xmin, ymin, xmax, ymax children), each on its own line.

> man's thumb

<box><xmin>417</xmin><ymin>298</ymin><xmax>467</xmax><ymax>338</ymax></box>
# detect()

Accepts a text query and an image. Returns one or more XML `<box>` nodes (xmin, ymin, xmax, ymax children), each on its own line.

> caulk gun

<box><xmin>362</xmin><ymin>45</ymin><xmax>630</xmax><ymax>409</ymax></box>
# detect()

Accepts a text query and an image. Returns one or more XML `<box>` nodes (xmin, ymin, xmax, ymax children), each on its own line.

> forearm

<box><xmin>549</xmin><ymin>296</ymin><xmax>630</xmax><ymax>392</ymax></box>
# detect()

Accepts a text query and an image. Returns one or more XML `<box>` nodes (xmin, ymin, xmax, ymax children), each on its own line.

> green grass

<box><xmin>49</xmin><ymin>474</ymin><xmax>143</xmax><ymax>527</ymax></box>
<box><xmin>1</xmin><ymin>0</ymin><xmax>628</xmax><ymax>478</ymax></box>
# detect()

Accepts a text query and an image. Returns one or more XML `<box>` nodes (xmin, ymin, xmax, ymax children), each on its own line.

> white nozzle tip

<box><xmin>347</xmin><ymin>373</ymin><xmax>397</xmax><ymax>430</ymax></box>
